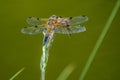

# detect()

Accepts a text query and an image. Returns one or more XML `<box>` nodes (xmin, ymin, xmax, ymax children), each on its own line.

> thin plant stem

<box><xmin>9</xmin><ymin>67</ymin><xmax>25</xmax><ymax>80</ymax></box>
<box><xmin>40</xmin><ymin>45</ymin><xmax>49</xmax><ymax>80</ymax></box>
<box><xmin>79</xmin><ymin>0</ymin><xmax>120</xmax><ymax>80</ymax></box>
<box><xmin>40</xmin><ymin>31</ymin><xmax>54</xmax><ymax>80</ymax></box>
<box><xmin>57</xmin><ymin>64</ymin><xmax>76</xmax><ymax>80</ymax></box>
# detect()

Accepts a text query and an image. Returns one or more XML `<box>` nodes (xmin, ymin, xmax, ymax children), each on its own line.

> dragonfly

<box><xmin>21</xmin><ymin>15</ymin><xmax>88</xmax><ymax>45</ymax></box>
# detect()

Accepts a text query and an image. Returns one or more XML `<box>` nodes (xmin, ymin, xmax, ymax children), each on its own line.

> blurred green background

<box><xmin>0</xmin><ymin>0</ymin><xmax>120</xmax><ymax>80</ymax></box>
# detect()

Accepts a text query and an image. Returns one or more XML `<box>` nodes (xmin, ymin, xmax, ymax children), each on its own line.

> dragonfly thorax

<box><xmin>46</xmin><ymin>25</ymin><xmax>54</xmax><ymax>33</ymax></box>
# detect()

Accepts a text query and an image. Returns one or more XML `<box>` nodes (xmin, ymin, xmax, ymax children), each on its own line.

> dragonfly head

<box><xmin>49</xmin><ymin>15</ymin><xmax>58</xmax><ymax>20</ymax></box>
<box><xmin>48</xmin><ymin>15</ymin><xmax>59</xmax><ymax>25</ymax></box>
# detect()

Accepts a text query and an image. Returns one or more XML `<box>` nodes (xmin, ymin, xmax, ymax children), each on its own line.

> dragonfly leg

<box><xmin>66</xmin><ymin>25</ymin><xmax>72</xmax><ymax>37</ymax></box>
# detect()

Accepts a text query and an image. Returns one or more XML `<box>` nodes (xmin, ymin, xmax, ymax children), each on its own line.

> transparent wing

<box><xmin>55</xmin><ymin>15</ymin><xmax>88</xmax><ymax>34</ymax></box>
<box><xmin>21</xmin><ymin>25</ymin><xmax>47</xmax><ymax>35</ymax></box>
<box><xmin>55</xmin><ymin>25</ymin><xmax>86</xmax><ymax>34</ymax></box>
<box><xmin>26</xmin><ymin>17</ymin><xmax>48</xmax><ymax>26</ymax></box>
<box><xmin>69</xmin><ymin>15</ymin><xmax>88</xmax><ymax>26</ymax></box>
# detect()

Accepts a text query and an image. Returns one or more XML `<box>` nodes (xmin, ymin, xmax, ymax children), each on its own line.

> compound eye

<box><xmin>49</xmin><ymin>19</ymin><xmax>52</xmax><ymax>21</ymax></box>
<box><xmin>56</xmin><ymin>16</ymin><xmax>58</xmax><ymax>19</ymax></box>
<box><xmin>52</xmin><ymin>15</ymin><xmax>56</xmax><ymax>18</ymax></box>
<box><xmin>59</xmin><ymin>16</ymin><xmax>62</xmax><ymax>18</ymax></box>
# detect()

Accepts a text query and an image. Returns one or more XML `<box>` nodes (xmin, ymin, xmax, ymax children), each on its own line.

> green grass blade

<box><xmin>57</xmin><ymin>64</ymin><xmax>75</xmax><ymax>80</ymax></box>
<box><xmin>79</xmin><ymin>0</ymin><xmax>120</xmax><ymax>80</ymax></box>
<box><xmin>9</xmin><ymin>67</ymin><xmax>25</xmax><ymax>80</ymax></box>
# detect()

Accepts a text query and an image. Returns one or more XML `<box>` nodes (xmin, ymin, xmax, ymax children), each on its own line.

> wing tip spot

<box><xmin>24</xmin><ymin>26</ymin><xmax>27</xmax><ymax>28</ymax></box>
<box><xmin>37</xmin><ymin>18</ymin><xmax>39</xmax><ymax>20</ymax></box>
<box><xmin>35</xmin><ymin>25</ymin><xmax>38</xmax><ymax>28</ymax></box>
<box><xmin>69</xmin><ymin>17</ymin><xmax>73</xmax><ymax>20</ymax></box>
<box><xmin>28</xmin><ymin>16</ymin><xmax>32</xmax><ymax>18</ymax></box>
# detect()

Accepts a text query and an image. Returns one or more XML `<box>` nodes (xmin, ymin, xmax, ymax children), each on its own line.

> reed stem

<box><xmin>79</xmin><ymin>0</ymin><xmax>120</xmax><ymax>80</ymax></box>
